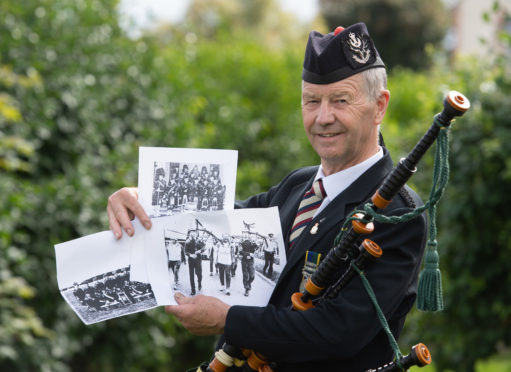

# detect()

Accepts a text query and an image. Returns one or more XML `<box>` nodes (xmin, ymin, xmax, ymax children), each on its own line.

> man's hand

<box><xmin>165</xmin><ymin>293</ymin><xmax>230</xmax><ymax>336</ymax></box>
<box><xmin>106</xmin><ymin>187</ymin><xmax>152</xmax><ymax>239</ymax></box>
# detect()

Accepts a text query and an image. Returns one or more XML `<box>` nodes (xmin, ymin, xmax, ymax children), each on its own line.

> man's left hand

<box><xmin>165</xmin><ymin>293</ymin><xmax>230</xmax><ymax>336</ymax></box>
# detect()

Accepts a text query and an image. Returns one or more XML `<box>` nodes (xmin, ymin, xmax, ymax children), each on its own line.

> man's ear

<box><xmin>374</xmin><ymin>89</ymin><xmax>390</xmax><ymax>125</ymax></box>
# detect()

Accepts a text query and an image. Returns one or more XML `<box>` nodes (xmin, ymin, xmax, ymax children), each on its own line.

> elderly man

<box><xmin>107</xmin><ymin>23</ymin><xmax>426</xmax><ymax>372</ymax></box>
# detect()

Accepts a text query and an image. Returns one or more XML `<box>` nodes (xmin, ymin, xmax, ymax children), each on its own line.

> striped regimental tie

<box><xmin>289</xmin><ymin>179</ymin><xmax>326</xmax><ymax>248</ymax></box>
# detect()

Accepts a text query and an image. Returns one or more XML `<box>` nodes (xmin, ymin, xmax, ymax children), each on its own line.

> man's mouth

<box><xmin>318</xmin><ymin>133</ymin><xmax>340</xmax><ymax>137</ymax></box>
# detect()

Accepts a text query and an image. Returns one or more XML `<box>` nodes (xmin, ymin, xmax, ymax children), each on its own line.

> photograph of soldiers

<box><xmin>150</xmin><ymin>162</ymin><xmax>227</xmax><ymax>217</ymax></box>
<box><xmin>216</xmin><ymin>235</ymin><xmax>235</xmax><ymax>296</ymax></box>
<box><xmin>165</xmin><ymin>237</ymin><xmax>185</xmax><ymax>290</ymax></box>
<box><xmin>184</xmin><ymin>230</ymin><xmax>206</xmax><ymax>295</ymax></box>
<box><xmin>263</xmin><ymin>233</ymin><xmax>279</xmax><ymax>278</ymax></box>
<box><xmin>62</xmin><ymin>267</ymin><xmax>156</xmax><ymax>324</ymax></box>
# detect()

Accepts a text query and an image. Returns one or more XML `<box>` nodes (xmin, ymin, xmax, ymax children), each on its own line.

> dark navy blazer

<box><xmin>218</xmin><ymin>148</ymin><xmax>427</xmax><ymax>372</ymax></box>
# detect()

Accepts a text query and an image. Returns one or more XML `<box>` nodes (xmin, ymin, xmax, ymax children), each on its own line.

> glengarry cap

<box><xmin>302</xmin><ymin>22</ymin><xmax>385</xmax><ymax>84</ymax></box>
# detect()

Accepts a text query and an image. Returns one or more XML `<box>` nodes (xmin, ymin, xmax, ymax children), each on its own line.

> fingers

<box><xmin>164</xmin><ymin>295</ymin><xmax>229</xmax><ymax>336</ymax></box>
<box><xmin>107</xmin><ymin>204</ymin><xmax>123</xmax><ymax>240</ymax></box>
<box><xmin>107</xmin><ymin>187</ymin><xmax>136</xmax><ymax>238</ymax></box>
<box><xmin>164</xmin><ymin>293</ymin><xmax>191</xmax><ymax>320</ymax></box>
<box><xmin>107</xmin><ymin>187</ymin><xmax>152</xmax><ymax>239</ymax></box>
<box><xmin>174</xmin><ymin>292</ymin><xmax>187</xmax><ymax>304</ymax></box>
<box><xmin>122</xmin><ymin>189</ymin><xmax>152</xmax><ymax>229</ymax></box>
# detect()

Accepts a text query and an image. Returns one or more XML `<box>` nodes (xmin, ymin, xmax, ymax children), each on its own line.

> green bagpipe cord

<box><xmin>333</xmin><ymin>120</ymin><xmax>450</xmax><ymax>365</ymax></box>
<box><xmin>337</xmin><ymin>122</ymin><xmax>449</xmax><ymax>312</ymax></box>
<box><xmin>416</xmin><ymin>120</ymin><xmax>448</xmax><ymax>312</ymax></box>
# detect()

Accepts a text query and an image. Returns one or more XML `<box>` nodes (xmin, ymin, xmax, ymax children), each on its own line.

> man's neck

<box><xmin>321</xmin><ymin>147</ymin><xmax>381</xmax><ymax>176</ymax></box>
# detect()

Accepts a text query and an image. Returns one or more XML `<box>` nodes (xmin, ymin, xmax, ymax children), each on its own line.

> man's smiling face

<box><xmin>301</xmin><ymin>73</ymin><xmax>387</xmax><ymax>176</ymax></box>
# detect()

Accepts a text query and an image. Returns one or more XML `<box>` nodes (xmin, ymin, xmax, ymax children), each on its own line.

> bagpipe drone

<box><xmin>204</xmin><ymin>90</ymin><xmax>470</xmax><ymax>372</ymax></box>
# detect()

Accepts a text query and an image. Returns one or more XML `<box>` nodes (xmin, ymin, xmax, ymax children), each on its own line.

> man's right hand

<box><xmin>106</xmin><ymin>187</ymin><xmax>152</xmax><ymax>239</ymax></box>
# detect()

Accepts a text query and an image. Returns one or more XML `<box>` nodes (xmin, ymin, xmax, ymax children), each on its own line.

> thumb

<box><xmin>164</xmin><ymin>293</ymin><xmax>188</xmax><ymax>314</ymax></box>
<box><xmin>174</xmin><ymin>292</ymin><xmax>189</xmax><ymax>304</ymax></box>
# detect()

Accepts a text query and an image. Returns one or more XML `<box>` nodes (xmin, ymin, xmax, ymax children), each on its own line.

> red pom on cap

<box><xmin>333</xmin><ymin>26</ymin><xmax>344</xmax><ymax>36</ymax></box>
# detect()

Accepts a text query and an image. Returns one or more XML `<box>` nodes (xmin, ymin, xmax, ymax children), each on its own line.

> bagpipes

<box><xmin>204</xmin><ymin>91</ymin><xmax>470</xmax><ymax>372</ymax></box>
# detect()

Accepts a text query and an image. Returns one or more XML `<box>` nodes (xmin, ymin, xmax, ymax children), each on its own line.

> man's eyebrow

<box><xmin>302</xmin><ymin>91</ymin><xmax>319</xmax><ymax>99</ymax></box>
<box><xmin>330</xmin><ymin>91</ymin><xmax>349</xmax><ymax>98</ymax></box>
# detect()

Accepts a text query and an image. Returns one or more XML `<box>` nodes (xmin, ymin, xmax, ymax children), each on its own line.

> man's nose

<box><xmin>316</xmin><ymin>100</ymin><xmax>335</xmax><ymax>125</ymax></box>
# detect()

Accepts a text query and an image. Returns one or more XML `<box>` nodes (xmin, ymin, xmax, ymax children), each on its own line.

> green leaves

<box><xmin>0</xmin><ymin>0</ymin><xmax>314</xmax><ymax>370</ymax></box>
<box><xmin>1</xmin><ymin>0</ymin><xmax>510</xmax><ymax>370</ymax></box>
<box><xmin>386</xmin><ymin>34</ymin><xmax>511</xmax><ymax>372</ymax></box>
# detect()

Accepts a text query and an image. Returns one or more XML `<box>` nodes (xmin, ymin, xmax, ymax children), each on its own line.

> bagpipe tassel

<box><xmin>417</xmin><ymin>241</ymin><xmax>444</xmax><ymax>312</ymax></box>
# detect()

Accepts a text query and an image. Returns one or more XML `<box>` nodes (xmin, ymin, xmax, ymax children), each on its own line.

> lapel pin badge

<box><xmin>310</xmin><ymin>223</ymin><xmax>319</xmax><ymax>235</ymax></box>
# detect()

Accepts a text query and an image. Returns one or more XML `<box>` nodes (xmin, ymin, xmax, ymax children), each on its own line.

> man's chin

<box><xmin>314</xmin><ymin>143</ymin><xmax>344</xmax><ymax>160</ymax></box>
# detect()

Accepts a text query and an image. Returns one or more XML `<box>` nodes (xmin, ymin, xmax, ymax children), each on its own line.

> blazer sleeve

<box><xmin>224</xmin><ymin>201</ymin><xmax>427</xmax><ymax>363</ymax></box>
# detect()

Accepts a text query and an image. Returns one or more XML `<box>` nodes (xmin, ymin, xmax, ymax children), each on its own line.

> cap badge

<box><xmin>347</xmin><ymin>32</ymin><xmax>371</xmax><ymax>65</ymax></box>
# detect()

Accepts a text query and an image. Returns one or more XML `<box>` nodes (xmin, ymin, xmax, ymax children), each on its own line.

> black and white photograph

<box><xmin>149</xmin><ymin>161</ymin><xmax>227</xmax><ymax>217</ymax></box>
<box><xmin>59</xmin><ymin>267</ymin><xmax>156</xmax><ymax>325</ymax></box>
<box><xmin>138</xmin><ymin>147</ymin><xmax>238</xmax><ymax>218</ymax></box>
<box><xmin>55</xmin><ymin>207</ymin><xmax>283</xmax><ymax>323</ymax></box>
<box><xmin>55</xmin><ymin>225</ymin><xmax>172</xmax><ymax>325</ymax></box>
<box><xmin>147</xmin><ymin>207</ymin><xmax>286</xmax><ymax>306</ymax></box>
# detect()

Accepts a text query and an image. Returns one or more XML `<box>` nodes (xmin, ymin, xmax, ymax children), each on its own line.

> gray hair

<box><xmin>360</xmin><ymin>68</ymin><xmax>387</xmax><ymax>102</ymax></box>
<box><xmin>301</xmin><ymin>68</ymin><xmax>387</xmax><ymax>103</ymax></box>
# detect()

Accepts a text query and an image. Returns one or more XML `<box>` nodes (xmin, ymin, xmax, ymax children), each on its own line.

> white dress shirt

<box><xmin>314</xmin><ymin>147</ymin><xmax>384</xmax><ymax>216</ymax></box>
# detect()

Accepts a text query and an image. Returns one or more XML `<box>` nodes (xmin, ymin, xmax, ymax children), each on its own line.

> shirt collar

<box><xmin>315</xmin><ymin>147</ymin><xmax>384</xmax><ymax>205</ymax></box>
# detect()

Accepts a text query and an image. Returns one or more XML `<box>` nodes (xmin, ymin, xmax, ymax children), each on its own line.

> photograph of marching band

<box><xmin>150</xmin><ymin>161</ymin><xmax>226</xmax><ymax>217</ymax></box>
<box><xmin>149</xmin><ymin>207</ymin><xmax>286</xmax><ymax>306</ymax></box>
<box><xmin>138</xmin><ymin>147</ymin><xmax>238</xmax><ymax>218</ymax></box>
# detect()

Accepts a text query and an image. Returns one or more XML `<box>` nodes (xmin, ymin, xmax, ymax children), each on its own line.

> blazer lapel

<box><xmin>275</xmin><ymin>150</ymin><xmax>394</xmax><ymax>289</ymax></box>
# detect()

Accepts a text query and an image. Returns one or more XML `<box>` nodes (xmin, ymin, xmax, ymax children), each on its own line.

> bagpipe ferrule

<box><xmin>371</xmin><ymin>190</ymin><xmax>391</xmax><ymax>209</ymax></box>
<box><xmin>291</xmin><ymin>291</ymin><xmax>315</xmax><ymax>311</ymax></box>
<box><xmin>304</xmin><ymin>276</ymin><xmax>324</xmax><ymax>296</ymax></box>
<box><xmin>246</xmin><ymin>351</ymin><xmax>268</xmax><ymax>371</ymax></box>
<box><xmin>352</xmin><ymin>213</ymin><xmax>375</xmax><ymax>234</ymax></box>
<box><xmin>361</xmin><ymin>239</ymin><xmax>382</xmax><ymax>259</ymax></box>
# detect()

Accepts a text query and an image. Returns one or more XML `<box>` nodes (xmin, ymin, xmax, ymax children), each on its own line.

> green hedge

<box><xmin>1</xmin><ymin>0</ymin><xmax>510</xmax><ymax>371</ymax></box>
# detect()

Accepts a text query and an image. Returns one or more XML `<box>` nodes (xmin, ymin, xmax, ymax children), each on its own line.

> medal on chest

<box><xmin>299</xmin><ymin>251</ymin><xmax>322</xmax><ymax>293</ymax></box>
